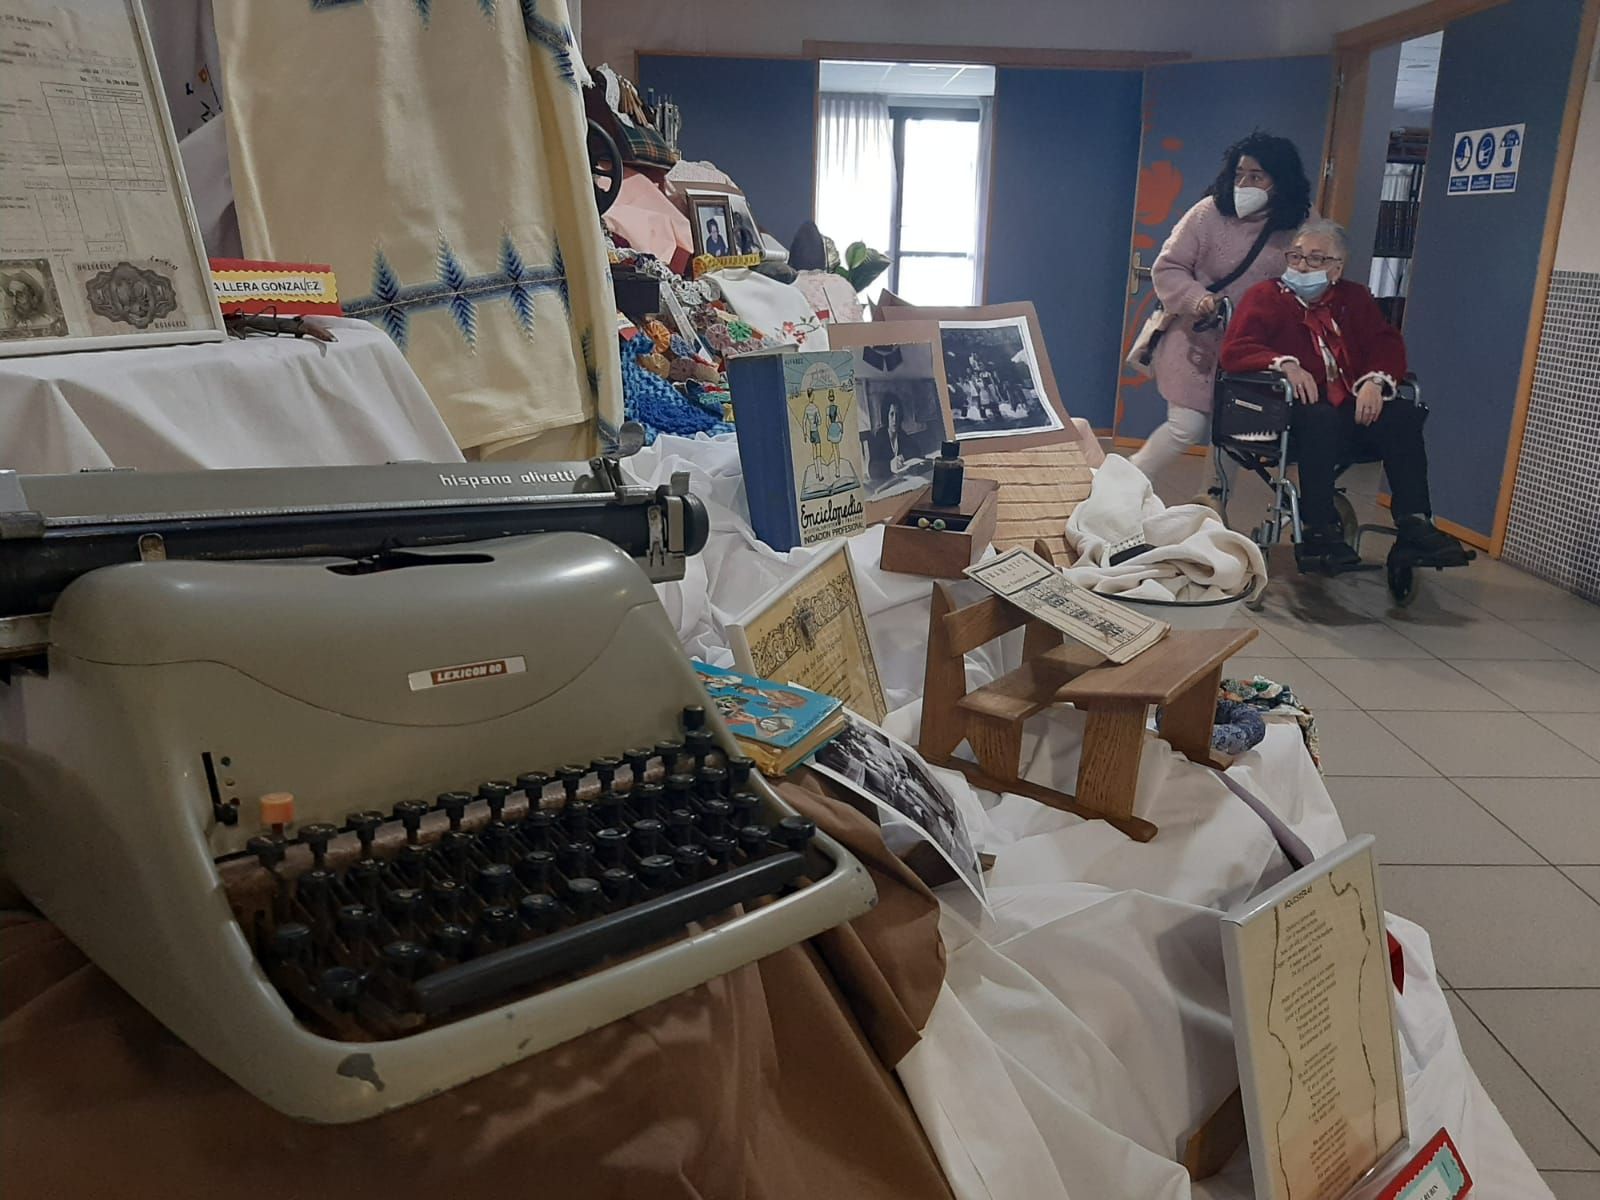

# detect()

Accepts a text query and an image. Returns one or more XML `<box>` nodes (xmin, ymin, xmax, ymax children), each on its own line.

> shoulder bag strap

<box><xmin>1208</xmin><ymin>220</ymin><xmax>1277</xmax><ymax>295</ymax></box>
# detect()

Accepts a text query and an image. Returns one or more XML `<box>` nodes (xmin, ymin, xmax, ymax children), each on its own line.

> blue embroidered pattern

<box><xmin>343</xmin><ymin>235</ymin><xmax>566</xmax><ymax>352</ymax></box>
<box><xmin>308</xmin><ymin>0</ymin><xmax>580</xmax><ymax>83</ymax></box>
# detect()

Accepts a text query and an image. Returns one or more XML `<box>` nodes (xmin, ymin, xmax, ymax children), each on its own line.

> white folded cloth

<box><xmin>1062</xmin><ymin>455</ymin><xmax>1266</xmax><ymax>602</ymax></box>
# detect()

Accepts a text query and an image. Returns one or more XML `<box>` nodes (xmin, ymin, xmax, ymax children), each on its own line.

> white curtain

<box><xmin>815</xmin><ymin>93</ymin><xmax>896</xmax><ymax>260</ymax></box>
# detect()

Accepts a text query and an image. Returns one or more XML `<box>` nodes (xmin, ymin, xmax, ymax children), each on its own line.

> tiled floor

<box><xmin>1146</xmin><ymin>454</ymin><xmax>1600</xmax><ymax>1195</ymax></box>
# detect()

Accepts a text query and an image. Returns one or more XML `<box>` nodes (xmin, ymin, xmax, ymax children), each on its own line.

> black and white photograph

<box><xmin>726</xmin><ymin>192</ymin><xmax>762</xmax><ymax>256</ymax></box>
<box><xmin>691</xmin><ymin>197</ymin><xmax>733</xmax><ymax>259</ymax></box>
<box><xmin>0</xmin><ymin>259</ymin><xmax>68</xmax><ymax>341</ymax></box>
<box><xmin>811</xmin><ymin>710</ymin><xmax>986</xmax><ymax>906</ymax></box>
<box><xmin>854</xmin><ymin>342</ymin><xmax>946</xmax><ymax>501</ymax></box>
<box><xmin>940</xmin><ymin>316</ymin><xmax>1061</xmax><ymax>441</ymax></box>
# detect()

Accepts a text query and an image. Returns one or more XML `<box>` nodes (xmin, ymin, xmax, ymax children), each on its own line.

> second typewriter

<box><xmin>0</xmin><ymin>476</ymin><xmax>877</xmax><ymax>1123</ymax></box>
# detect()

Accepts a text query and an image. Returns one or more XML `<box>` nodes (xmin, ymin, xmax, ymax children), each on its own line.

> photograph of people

<box><xmin>0</xmin><ymin>264</ymin><xmax>65</xmax><ymax>339</ymax></box>
<box><xmin>1129</xmin><ymin>131</ymin><xmax>1312</xmax><ymax>486</ymax></box>
<box><xmin>725</xmin><ymin>193</ymin><xmax>763</xmax><ymax>256</ymax></box>
<box><xmin>812</xmin><ymin>714</ymin><xmax>983</xmax><ymax>901</ymax></box>
<box><xmin>939</xmin><ymin>318</ymin><xmax>1060</xmax><ymax>439</ymax></box>
<box><xmin>694</xmin><ymin>200</ymin><xmax>732</xmax><ymax>258</ymax></box>
<box><xmin>860</xmin><ymin>378</ymin><xmax>942</xmax><ymax>498</ymax></box>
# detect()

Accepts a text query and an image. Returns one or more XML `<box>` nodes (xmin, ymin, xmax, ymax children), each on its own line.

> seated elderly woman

<box><xmin>1219</xmin><ymin>217</ymin><xmax>1470</xmax><ymax>573</ymax></box>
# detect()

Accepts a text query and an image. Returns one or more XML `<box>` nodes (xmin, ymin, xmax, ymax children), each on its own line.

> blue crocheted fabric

<box><xmin>1211</xmin><ymin>699</ymin><xmax>1267</xmax><ymax>755</ymax></box>
<box><xmin>620</xmin><ymin>333</ymin><xmax>733</xmax><ymax>444</ymax></box>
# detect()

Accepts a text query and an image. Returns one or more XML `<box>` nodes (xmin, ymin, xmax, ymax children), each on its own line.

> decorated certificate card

<box><xmin>727</xmin><ymin>541</ymin><xmax>887</xmax><ymax>725</ymax></box>
<box><xmin>965</xmin><ymin>546</ymin><xmax>1168</xmax><ymax>664</ymax></box>
<box><xmin>1222</xmin><ymin>836</ymin><xmax>1409</xmax><ymax>1200</ymax></box>
<box><xmin>0</xmin><ymin>0</ymin><xmax>226</xmax><ymax>355</ymax></box>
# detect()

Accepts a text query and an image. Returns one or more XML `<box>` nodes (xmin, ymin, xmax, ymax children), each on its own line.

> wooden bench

<box><xmin>919</xmin><ymin>570</ymin><xmax>1255</xmax><ymax>842</ymax></box>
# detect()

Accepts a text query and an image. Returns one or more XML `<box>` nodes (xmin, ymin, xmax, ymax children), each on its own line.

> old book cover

<box><xmin>691</xmin><ymin>661</ymin><xmax>846</xmax><ymax>775</ymax></box>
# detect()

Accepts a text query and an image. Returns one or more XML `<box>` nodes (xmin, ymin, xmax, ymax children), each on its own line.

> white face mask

<box><xmin>1233</xmin><ymin>186</ymin><xmax>1270</xmax><ymax>218</ymax></box>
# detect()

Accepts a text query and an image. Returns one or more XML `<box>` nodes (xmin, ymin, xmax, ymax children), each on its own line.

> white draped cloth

<box><xmin>624</xmin><ymin>433</ymin><xmax>1550</xmax><ymax>1200</ymax></box>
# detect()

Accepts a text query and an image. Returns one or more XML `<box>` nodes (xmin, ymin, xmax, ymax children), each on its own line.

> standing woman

<box><xmin>1130</xmin><ymin>132</ymin><xmax>1313</xmax><ymax>484</ymax></box>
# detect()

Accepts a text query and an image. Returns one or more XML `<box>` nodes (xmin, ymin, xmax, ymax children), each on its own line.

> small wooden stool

<box><xmin>918</xmin><ymin>576</ymin><xmax>1256</xmax><ymax>842</ymax></box>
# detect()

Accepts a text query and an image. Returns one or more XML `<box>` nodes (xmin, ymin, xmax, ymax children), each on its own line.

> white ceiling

<box><xmin>1392</xmin><ymin>31</ymin><xmax>1442</xmax><ymax>126</ymax></box>
<box><xmin>819</xmin><ymin>60</ymin><xmax>997</xmax><ymax>97</ymax></box>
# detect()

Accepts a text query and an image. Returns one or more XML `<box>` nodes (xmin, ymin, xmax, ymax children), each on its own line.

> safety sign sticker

<box><xmin>1448</xmin><ymin>123</ymin><xmax>1525</xmax><ymax>195</ymax></box>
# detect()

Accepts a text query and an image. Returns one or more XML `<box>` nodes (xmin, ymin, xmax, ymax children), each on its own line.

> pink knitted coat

<box><xmin>1149</xmin><ymin>196</ymin><xmax>1299</xmax><ymax>413</ymax></box>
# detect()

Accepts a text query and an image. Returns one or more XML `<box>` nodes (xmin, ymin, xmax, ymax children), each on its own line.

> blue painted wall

<box><xmin>1401</xmin><ymin>0</ymin><xmax>1586</xmax><ymax>537</ymax></box>
<box><xmin>986</xmin><ymin>67</ymin><xmax>1145</xmax><ymax>432</ymax></box>
<box><xmin>1115</xmin><ymin>56</ymin><xmax>1333</xmax><ymax>440</ymax></box>
<box><xmin>638</xmin><ymin>55</ymin><xmax>817</xmax><ymax>246</ymax></box>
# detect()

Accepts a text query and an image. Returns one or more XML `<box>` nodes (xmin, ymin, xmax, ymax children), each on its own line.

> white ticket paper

<box><xmin>965</xmin><ymin>546</ymin><xmax>1168</xmax><ymax>664</ymax></box>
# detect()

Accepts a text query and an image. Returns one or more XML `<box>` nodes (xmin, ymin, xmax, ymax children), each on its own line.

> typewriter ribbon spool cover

<box><xmin>0</xmin><ymin>531</ymin><xmax>876</xmax><ymax>1122</ymax></box>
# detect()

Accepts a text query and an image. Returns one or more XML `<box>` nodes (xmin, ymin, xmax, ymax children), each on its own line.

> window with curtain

<box><xmin>815</xmin><ymin>93</ymin><xmax>896</xmax><ymax>290</ymax></box>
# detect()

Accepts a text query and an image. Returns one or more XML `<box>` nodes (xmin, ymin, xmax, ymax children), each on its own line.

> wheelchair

<box><xmin>1207</xmin><ymin>370</ymin><xmax>1473</xmax><ymax>608</ymax></box>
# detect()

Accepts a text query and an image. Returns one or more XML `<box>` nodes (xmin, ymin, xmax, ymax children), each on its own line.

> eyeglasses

<box><xmin>1286</xmin><ymin>251</ymin><xmax>1343</xmax><ymax>268</ymax></box>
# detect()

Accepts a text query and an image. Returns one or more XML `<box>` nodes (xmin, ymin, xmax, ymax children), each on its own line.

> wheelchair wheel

<box><xmin>1386</xmin><ymin>554</ymin><xmax>1417</xmax><ymax>607</ymax></box>
<box><xmin>1333</xmin><ymin>493</ymin><xmax>1360</xmax><ymax>550</ymax></box>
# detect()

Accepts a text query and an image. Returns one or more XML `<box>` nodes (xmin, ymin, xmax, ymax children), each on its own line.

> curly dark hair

<box><xmin>1208</xmin><ymin>132</ymin><xmax>1313</xmax><ymax>231</ymax></box>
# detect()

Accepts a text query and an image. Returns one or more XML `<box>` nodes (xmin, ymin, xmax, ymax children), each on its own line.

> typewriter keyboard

<box><xmin>232</xmin><ymin>706</ymin><xmax>817</xmax><ymax>1039</ymax></box>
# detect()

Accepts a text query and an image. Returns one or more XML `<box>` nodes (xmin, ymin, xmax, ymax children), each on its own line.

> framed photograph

<box><xmin>828</xmin><ymin>321</ymin><xmax>954</xmax><ymax>522</ymax></box>
<box><xmin>811</xmin><ymin>710</ymin><xmax>987</xmax><ymax>909</ymax></box>
<box><xmin>881</xmin><ymin>301</ymin><xmax>1073</xmax><ymax>451</ymax></box>
<box><xmin>724</xmin><ymin>192</ymin><xmax>763</xmax><ymax>257</ymax></box>
<box><xmin>1221</xmin><ymin>836</ymin><xmax>1409</xmax><ymax>1200</ymax></box>
<box><xmin>689</xmin><ymin>196</ymin><xmax>734</xmax><ymax>260</ymax></box>
<box><xmin>0</xmin><ymin>0</ymin><xmax>226</xmax><ymax>356</ymax></box>
<box><xmin>727</xmin><ymin>539</ymin><xmax>887</xmax><ymax>724</ymax></box>
<box><xmin>940</xmin><ymin>316</ymin><xmax>1061</xmax><ymax>442</ymax></box>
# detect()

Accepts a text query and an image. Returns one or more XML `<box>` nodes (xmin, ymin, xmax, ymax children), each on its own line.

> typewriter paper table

<box><xmin>0</xmin><ymin>318</ymin><xmax>461</xmax><ymax>473</ymax></box>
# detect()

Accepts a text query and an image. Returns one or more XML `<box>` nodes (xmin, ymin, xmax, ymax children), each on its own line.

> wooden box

<box><xmin>879</xmin><ymin>478</ymin><xmax>999</xmax><ymax>579</ymax></box>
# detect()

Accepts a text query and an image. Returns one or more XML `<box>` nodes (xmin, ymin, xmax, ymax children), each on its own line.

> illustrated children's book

<box><xmin>690</xmin><ymin>661</ymin><xmax>847</xmax><ymax>775</ymax></box>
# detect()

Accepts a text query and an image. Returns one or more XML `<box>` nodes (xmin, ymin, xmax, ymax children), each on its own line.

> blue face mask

<box><xmin>1282</xmin><ymin>267</ymin><xmax>1331</xmax><ymax>302</ymax></box>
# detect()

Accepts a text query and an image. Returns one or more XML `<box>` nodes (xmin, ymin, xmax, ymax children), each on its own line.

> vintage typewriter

<box><xmin>0</xmin><ymin>461</ymin><xmax>876</xmax><ymax>1123</ymax></box>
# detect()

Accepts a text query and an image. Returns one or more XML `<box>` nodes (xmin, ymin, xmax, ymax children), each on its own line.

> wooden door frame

<box><xmin>1318</xmin><ymin>0</ymin><xmax>1599</xmax><ymax>556</ymax></box>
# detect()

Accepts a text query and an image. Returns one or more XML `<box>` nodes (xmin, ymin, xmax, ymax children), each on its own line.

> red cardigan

<box><xmin>1220</xmin><ymin>278</ymin><xmax>1406</xmax><ymax>405</ymax></box>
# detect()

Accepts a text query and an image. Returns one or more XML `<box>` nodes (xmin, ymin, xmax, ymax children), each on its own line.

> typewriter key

<box><xmin>561</xmin><ymin>800</ymin><xmax>594</xmax><ymax>837</ymax></box>
<box><xmin>566</xmin><ymin>876</ymin><xmax>602</xmax><ymax>916</ymax></box>
<box><xmin>596</xmin><ymin>789</ymin><xmax>628</xmax><ymax>827</ymax></box>
<box><xmin>558</xmin><ymin>839</ymin><xmax>595</xmax><ymax>878</ymax></box>
<box><xmin>516</xmin><ymin>772</ymin><xmax>551</xmax><ymax>804</ymax></box>
<box><xmin>515</xmin><ymin>849</ymin><xmax>554</xmax><ymax>890</ymax></box>
<box><xmin>518</xmin><ymin>807</ymin><xmax>554</xmax><ymax>849</ymax></box>
<box><xmin>434</xmin><ymin>923</ymin><xmax>472</xmax><ymax>960</ymax></box>
<box><xmin>682</xmin><ymin>704</ymin><xmax>706</xmax><ymax>731</ymax></box>
<box><xmin>478</xmin><ymin>781</ymin><xmax>512</xmax><ymax>822</ymax></box>
<box><xmin>699</xmin><ymin>799</ymin><xmax>732</xmax><ymax>837</ymax></box>
<box><xmin>318</xmin><ymin>966</ymin><xmax>363</xmax><ymax>1011</ymax></box>
<box><xmin>696</xmin><ymin>765</ymin><xmax>728</xmax><ymax>800</ymax></box>
<box><xmin>519</xmin><ymin>893</ymin><xmax>561</xmax><ymax>933</ymax></box>
<box><xmin>686</xmin><ymin>728</ymin><xmax>716</xmax><ymax>768</ymax></box>
<box><xmin>385</xmin><ymin>887</ymin><xmax>427</xmax><ymax>928</ymax></box>
<box><xmin>481</xmin><ymin>821</ymin><xmax>517</xmax><ymax>864</ymax></box>
<box><xmin>345</xmin><ymin>810</ymin><xmax>385</xmax><ymax>856</ymax></box>
<box><xmin>729</xmin><ymin>792</ymin><xmax>761</xmax><ymax>829</ymax></box>
<box><xmin>665</xmin><ymin>773</ymin><xmax>695</xmax><ymax>809</ymax></box>
<box><xmin>775</xmin><ymin>816</ymin><xmax>817</xmax><ymax>853</ymax></box>
<box><xmin>726</xmin><ymin>756</ymin><xmax>755</xmax><ymax>791</ymax></box>
<box><xmin>435</xmin><ymin>791</ymin><xmax>471</xmax><ymax>830</ymax></box>
<box><xmin>269</xmin><ymin>922</ymin><xmax>313</xmax><ymax>964</ymax></box>
<box><xmin>665</xmin><ymin>807</ymin><xmax>697</xmax><ymax>842</ymax></box>
<box><xmin>637</xmin><ymin>854</ymin><xmax>676</xmax><ymax>889</ymax></box>
<box><xmin>653</xmin><ymin>739</ymin><xmax>684</xmax><ymax>773</ymax></box>
<box><xmin>737</xmin><ymin>824</ymin><xmax>772</xmax><ymax>857</ymax></box>
<box><xmin>591</xmin><ymin>757</ymin><xmax>622</xmax><ymax>792</ymax></box>
<box><xmin>623</xmin><ymin>748</ymin><xmax>653</xmax><ymax>784</ymax></box>
<box><xmin>393</xmin><ymin>799</ymin><xmax>431</xmax><ymax>843</ymax></box>
<box><xmin>475</xmin><ymin>862</ymin><xmax>516</xmax><ymax>903</ymax></box>
<box><xmin>428</xmin><ymin>877</ymin><xmax>464</xmax><ymax>919</ymax></box>
<box><xmin>600</xmin><ymin>867</ymin><xmax>635</xmax><ymax>903</ymax></box>
<box><xmin>631</xmin><ymin>781</ymin><xmax>664</xmax><ymax>819</ymax></box>
<box><xmin>479</xmin><ymin>905</ymin><xmax>519</xmax><ymax>946</ymax></box>
<box><xmin>594</xmin><ymin>826</ymin><xmax>629</xmax><ymax>865</ymax></box>
<box><xmin>260</xmin><ymin>792</ymin><xmax>296</xmax><ymax>834</ymax></box>
<box><xmin>630</xmin><ymin>818</ymin><xmax>664</xmax><ymax>854</ymax></box>
<box><xmin>296</xmin><ymin>867</ymin><xmax>337</xmax><ymax>913</ymax></box>
<box><xmin>348</xmin><ymin>857</ymin><xmax>384</xmax><ymax>904</ymax></box>
<box><xmin>299</xmin><ymin>823</ymin><xmax>339</xmax><ymax>868</ymax></box>
<box><xmin>557</xmin><ymin>765</ymin><xmax>587</xmax><ymax>802</ymax></box>
<box><xmin>439</xmin><ymin>828</ymin><xmax>475</xmax><ymax>868</ymax></box>
<box><xmin>703</xmin><ymin>835</ymin><xmax>735</xmax><ymax>867</ymax></box>
<box><xmin>336</xmin><ymin>904</ymin><xmax>374</xmax><ymax>944</ymax></box>
<box><xmin>247</xmin><ymin>833</ymin><xmax>286</xmax><ymax>871</ymax></box>
<box><xmin>674</xmin><ymin>844</ymin><xmax>710</xmax><ymax>880</ymax></box>
<box><xmin>381</xmin><ymin>940</ymin><xmax>427</xmax><ymax>980</ymax></box>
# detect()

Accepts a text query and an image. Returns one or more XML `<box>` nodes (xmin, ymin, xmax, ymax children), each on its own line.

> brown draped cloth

<box><xmin>0</xmin><ymin>783</ymin><xmax>952</xmax><ymax>1200</ymax></box>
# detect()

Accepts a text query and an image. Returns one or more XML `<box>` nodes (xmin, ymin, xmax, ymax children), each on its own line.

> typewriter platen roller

<box><xmin>0</xmin><ymin>519</ymin><xmax>877</xmax><ymax>1122</ymax></box>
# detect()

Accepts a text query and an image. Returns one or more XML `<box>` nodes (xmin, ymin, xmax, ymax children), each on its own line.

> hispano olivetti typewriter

<box><xmin>0</xmin><ymin>461</ymin><xmax>876</xmax><ymax>1123</ymax></box>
